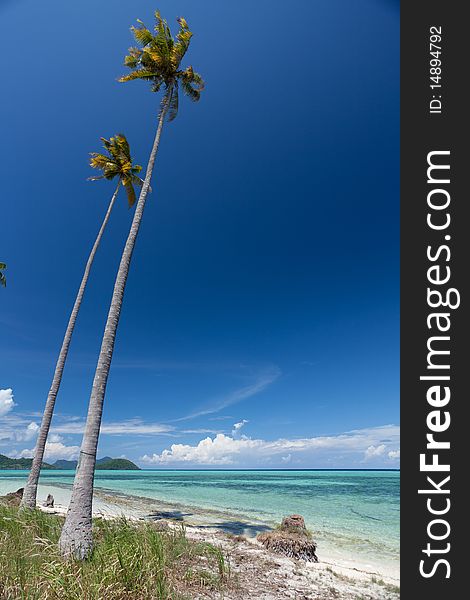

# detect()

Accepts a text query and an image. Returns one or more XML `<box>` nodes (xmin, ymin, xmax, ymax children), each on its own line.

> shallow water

<box><xmin>0</xmin><ymin>469</ymin><xmax>399</xmax><ymax>576</ymax></box>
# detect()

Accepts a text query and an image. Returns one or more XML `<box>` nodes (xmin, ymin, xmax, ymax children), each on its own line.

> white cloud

<box><xmin>141</xmin><ymin>425</ymin><xmax>400</xmax><ymax>468</ymax></box>
<box><xmin>364</xmin><ymin>444</ymin><xmax>387</xmax><ymax>460</ymax></box>
<box><xmin>1</xmin><ymin>409</ymin><xmax>173</xmax><ymax>451</ymax></box>
<box><xmin>181</xmin><ymin>428</ymin><xmax>220</xmax><ymax>434</ymax></box>
<box><xmin>0</xmin><ymin>419</ymin><xmax>39</xmax><ymax>443</ymax></box>
<box><xmin>388</xmin><ymin>449</ymin><xmax>400</xmax><ymax>460</ymax></box>
<box><xmin>232</xmin><ymin>419</ymin><xmax>248</xmax><ymax>436</ymax></box>
<box><xmin>0</xmin><ymin>388</ymin><xmax>15</xmax><ymax>417</ymax></box>
<box><xmin>22</xmin><ymin>422</ymin><xmax>39</xmax><ymax>442</ymax></box>
<box><xmin>176</xmin><ymin>366</ymin><xmax>281</xmax><ymax>421</ymax></box>
<box><xmin>50</xmin><ymin>418</ymin><xmax>173</xmax><ymax>436</ymax></box>
<box><xmin>14</xmin><ymin>441</ymin><xmax>80</xmax><ymax>462</ymax></box>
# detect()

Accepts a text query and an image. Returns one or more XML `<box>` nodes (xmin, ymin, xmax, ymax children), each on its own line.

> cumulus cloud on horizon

<box><xmin>364</xmin><ymin>444</ymin><xmax>387</xmax><ymax>460</ymax></box>
<box><xmin>13</xmin><ymin>437</ymin><xmax>80</xmax><ymax>462</ymax></box>
<box><xmin>0</xmin><ymin>388</ymin><xmax>16</xmax><ymax>417</ymax></box>
<box><xmin>140</xmin><ymin>424</ymin><xmax>400</xmax><ymax>468</ymax></box>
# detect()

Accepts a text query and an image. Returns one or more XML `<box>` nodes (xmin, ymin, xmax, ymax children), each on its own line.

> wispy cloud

<box><xmin>0</xmin><ymin>399</ymin><xmax>174</xmax><ymax>446</ymax></box>
<box><xmin>50</xmin><ymin>418</ymin><xmax>174</xmax><ymax>436</ymax></box>
<box><xmin>175</xmin><ymin>366</ymin><xmax>281</xmax><ymax>421</ymax></box>
<box><xmin>180</xmin><ymin>428</ymin><xmax>220</xmax><ymax>435</ymax></box>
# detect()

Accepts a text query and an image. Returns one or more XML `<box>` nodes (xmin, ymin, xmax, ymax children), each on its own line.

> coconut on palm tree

<box><xmin>20</xmin><ymin>135</ymin><xmax>142</xmax><ymax>510</ymax></box>
<box><xmin>0</xmin><ymin>263</ymin><xmax>6</xmax><ymax>287</ymax></box>
<box><xmin>59</xmin><ymin>10</ymin><xmax>204</xmax><ymax>559</ymax></box>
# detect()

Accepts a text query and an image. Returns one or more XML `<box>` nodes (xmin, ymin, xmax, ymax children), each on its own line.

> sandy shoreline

<box><xmin>1</xmin><ymin>477</ymin><xmax>400</xmax><ymax>597</ymax></box>
<box><xmin>37</xmin><ymin>498</ymin><xmax>400</xmax><ymax>599</ymax></box>
<box><xmin>6</xmin><ymin>480</ymin><xmax>399</xmax><ymax>599</ymax></box>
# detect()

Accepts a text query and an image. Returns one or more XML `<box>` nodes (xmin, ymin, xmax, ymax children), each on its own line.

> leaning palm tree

<box><xmin>0</xmin><ymin>262</ymin><xmax>6</xmax><ymax>287</ymax></box>
<box><xmin>20</xmin><ymin>135</ymin><xmax>142</xmax><ymax>510</ymax></box>
<box><xmin>59</xmin><ymin>10</ymin><xmax>204</xmax><ymax>559</ymax></box>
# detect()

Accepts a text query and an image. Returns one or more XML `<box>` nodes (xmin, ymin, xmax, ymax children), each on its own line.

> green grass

<box><xmin>0</xmin><ymin>505</ymin><xmax>230</xmax><ymax>599</ymax></box>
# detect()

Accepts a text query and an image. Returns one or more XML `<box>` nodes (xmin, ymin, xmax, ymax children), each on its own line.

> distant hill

<box><xmin>51</xmin><ymin>457</ymin><xmax>140</xmax><ymax>470</ymax></box>
<box><xmin>0</xmin><ymin>454</ymin><xmax>55</xmax><ymax>470</ymax></box>
<box><xmin>96</xmin><ymin>458</ymin><xmax>140</xmax><ymax>470</ymax></box>
<box><xmin>0</xmin><ymin>453</ymin><xmax>140</xmax><ymax>471</ymax></box>
<box><xmin>53</xmin><ymin>459</ymin><xmax>78</xmax><ymax>469</ymax></box>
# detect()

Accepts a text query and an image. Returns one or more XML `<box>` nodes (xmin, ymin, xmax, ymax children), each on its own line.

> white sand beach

<box><xmin>12</xmin><ymin>481</ymin><xmax>401</xmax><ymax>600</ymax></box>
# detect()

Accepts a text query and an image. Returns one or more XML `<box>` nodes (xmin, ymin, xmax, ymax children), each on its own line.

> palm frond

<box><xmin>114</xmin><ymin>134</ymin><xmax>131</xmax><ymax>161</ymax></box>
<box><xmin>124</xmin><ymin>47</ymin><xmax>143</xmax><ymax>68</ymax></box>
<box><xmin>171</xmin><ymin>18</ymin><xmax>192</xmax><ymax>68</ymax></box>
<box><xmin>131</xmin><ymin>174</ymin><xmax>144</xmax><ymax>187</ymax></box>
<box><xmin>151</xmin><ymin>80</ymin><xmax>163</xmax><ymax>93</ymax></box>
<box><xmin>102</xmin><ymin>166</ymin><xmax>122</xmax><ymax>180</ymax></box>
<box><xmin>131</xmin><ymin>22</ymin><xmax>154</xmax><ymax>46</ymax></box>
<box><xmin>178</xmin><ymin>67</ymin><xmax>204</xmax><ymax>102</ymax></box>
<box><xmin>119</xmin><ymin>69</ymin><xmax>159</xmax><ymax>83</ymax></box>
<box><xmin>141</xmin><ymin>48</ymin><xmax>164</xmax><ymax>69</ymax></box>
<box><xmin>122</xmin><ymin>180</ymin><xmax>137</xmax><ymax>207</ymax></box>
<box><xmin>151</xmin><ymin>11</ymin><xmax>172</xmax><ymax>63</ymax></box>
<box><xmin>89</xmin><ymin>153</ymin><xmax>117</xmax><ymax>170</ymax></box>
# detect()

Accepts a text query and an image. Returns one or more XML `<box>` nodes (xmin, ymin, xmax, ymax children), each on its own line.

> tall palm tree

<box><xmin>0</xmin><ymin>263</ymin><xmax>6</xmax><ymax>287</ymax></box>
<box><xmin>59</xmin><ymin>10</ymin><xmax>204</xmax><ymax>559</ymax></box>
<box><xmin>20</xmin><ymin>135</ymin><xmax>142</xmax><ymax>510</ymax></box>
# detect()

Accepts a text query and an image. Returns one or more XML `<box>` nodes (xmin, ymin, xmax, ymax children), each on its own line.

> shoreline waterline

<box><xmin>0</xmin><ymin>469</ymin><xmax>399</xmax><ymax>581</ymax></box>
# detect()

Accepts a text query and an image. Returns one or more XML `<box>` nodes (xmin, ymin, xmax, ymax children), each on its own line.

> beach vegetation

<box><xmin>0</xmin><ymin>505</ymin><xmax>230</xmax><ymax>599</ymax></box>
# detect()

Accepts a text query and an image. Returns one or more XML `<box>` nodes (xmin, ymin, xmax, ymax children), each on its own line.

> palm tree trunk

<box><xmin>58</xmin><ymin>93</ymin><xmax>170</xmax><ymax>559</ymax></box>
<box><xmin>20</xmin><ymin>181</ymin><xmax>121</xmax><ymax>510</ymax></box>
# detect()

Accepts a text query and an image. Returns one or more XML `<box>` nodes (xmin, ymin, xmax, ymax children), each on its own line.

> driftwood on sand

<box><xmin>258</xmin><ymin>514</ymin><xmax>318</xmax><ymax>562</ymax></box>
<box><xmin>0</xmin><ymin>488</ymin><xmax>24</xmax><ymax>507</ymax></box>
<box><xmin>42</xmin><ymin>494</ymin><xmax>54</xmax><ymax>508</ymax></box>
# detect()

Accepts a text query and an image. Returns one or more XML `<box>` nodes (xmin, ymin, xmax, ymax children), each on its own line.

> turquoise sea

<box><xmin>0</xmin><ymin>469</ymin><xmax>399</xmax><ymax>575</ymax></box>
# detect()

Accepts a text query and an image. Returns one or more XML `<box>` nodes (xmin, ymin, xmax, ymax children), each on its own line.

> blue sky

<box><xmin>0</xmin><ymin>0</ymin><xmax>399</xmax><ymax>468</ymax></box>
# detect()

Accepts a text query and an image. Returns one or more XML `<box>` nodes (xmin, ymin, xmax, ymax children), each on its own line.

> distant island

<box><xmin>0</xmin><ymin>454</ymin><xmax>140</xmax><ymax>471</ymax></box>
<box><xmin>0</xmin><ymin>454</ymin><xmax>55</xmax><ymax>470</ymax></box>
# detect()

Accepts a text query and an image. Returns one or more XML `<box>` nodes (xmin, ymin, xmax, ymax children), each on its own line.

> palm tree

<box><xmin>59</xmin><ymin>10</ymin><xmax>204</xmax><ymax>559</ymax></box>
<box><xmin>20</xmin><ymin>135</ymin><xmax>142</xmax><ymax>510</ymax></box>
<box><xmin>0</xmin><ymin>263</ymin><xmax>6</xmax><ymax>287</ymax></box>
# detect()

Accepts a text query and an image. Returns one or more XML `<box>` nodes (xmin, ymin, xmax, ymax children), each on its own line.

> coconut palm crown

<box><xmin>119</xmin><ymin>11</ymin><xmax>204</xmax><ymax>121</ymax></box>
<box><xmin>89</xmin><ymin>134</ymin><xmax>143</xmax><ymax>207</ymax></box>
